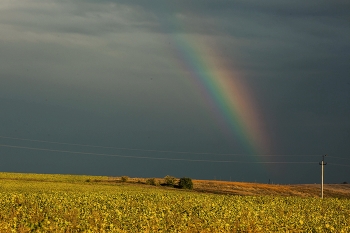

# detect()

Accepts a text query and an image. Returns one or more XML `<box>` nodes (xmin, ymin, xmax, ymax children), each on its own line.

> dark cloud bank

<box><xmin>0</xmin><ymin>1</ymin><xmax>349</xmax><ymax>184</ymax></box>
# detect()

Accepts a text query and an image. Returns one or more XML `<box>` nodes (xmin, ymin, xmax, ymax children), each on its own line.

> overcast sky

<box><xmin>1</xmin><ymin>0</ymin><xmax>349</xmax><ymax>184</ymax></box>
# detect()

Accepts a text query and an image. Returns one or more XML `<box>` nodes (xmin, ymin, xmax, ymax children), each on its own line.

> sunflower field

<box><xmin>0</xmin><ymin>173</ymin><xmax>349</xmax><ymax>232</ymax></box>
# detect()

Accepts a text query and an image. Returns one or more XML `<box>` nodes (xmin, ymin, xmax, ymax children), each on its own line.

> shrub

<box><xmin>146</xmin><ymin>178</ymin><xmax>159</xmax><ymax>186</ymax></box>
<box><xmin>121</xmin><ymin>176</ymin><xmax>129</xmax><ymax>182</ymax></box>
<box><xmin>178</xmin><ymin>177</ymin><xmax>193</xmax><ymax>189</ymax></box>
<box><xmin>164</xmin><ymin>175</ymin><xmax>176</xmax><ymax>186</ymax></box>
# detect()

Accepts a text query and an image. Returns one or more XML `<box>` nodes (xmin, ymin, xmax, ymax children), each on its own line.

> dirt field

<box><xmin>114</xmin><ymin>177</ymin><xmax>350</xmax><ymax>198</ymax></box>
<box><xmin>192</xmin><ymin>180</ymin><xmax>350</xmax><ymax>198</ymax></box>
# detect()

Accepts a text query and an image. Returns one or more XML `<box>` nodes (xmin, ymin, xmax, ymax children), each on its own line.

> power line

<box><xmin>0</xmin><ymin>135</ymin><xmax>321</xmax><ymax>157</ymax></box>
<box><xmin>0</xmin><ymin>144</ymin><xmax>319</xmax><ymax>164</ymax></box>
<box><xmin>327</xmin><ymin>156</ymin><xmax>350</xmax><ymax>161</ymax></box>
<box><xmin>328</xmin><ymin>163</ymin><xmax>350</xmax><ymax>168</ymax></box>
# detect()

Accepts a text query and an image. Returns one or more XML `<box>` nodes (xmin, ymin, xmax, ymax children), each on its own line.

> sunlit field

<box><xmin>0</xmin><ymin>173</ymin><xmax>349</xmax><ymax>232</ymax></box>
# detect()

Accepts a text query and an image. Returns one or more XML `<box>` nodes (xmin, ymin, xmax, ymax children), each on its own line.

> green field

<box><xmin>0</xmin><ymin>172</ymin><xmax>349</xmax><ymax>232</ymax></box>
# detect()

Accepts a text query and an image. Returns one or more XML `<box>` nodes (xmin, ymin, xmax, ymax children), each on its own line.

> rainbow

<box><xmin>171</xmin><ymin>34</ymin><xmax>270</xmax><ymax>157</ymax></box>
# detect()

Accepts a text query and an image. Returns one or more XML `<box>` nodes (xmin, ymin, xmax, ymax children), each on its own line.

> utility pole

<box><xmin>319</xmin><ymin>154</ymin><xmax>327</xmax><ymax>199</ymax></box>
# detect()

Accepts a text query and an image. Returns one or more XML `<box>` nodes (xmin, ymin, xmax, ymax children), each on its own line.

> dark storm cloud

<box><xmin>0</xmin><ymin>1</ymin><xmax>159</xmax><ymax>35</ymax></box>
<box><xmin>0</xmin><ymin>0</ymin><xmax>175</xmax><ymax>99</ymax></box>
<box><xmin>0</xmin><ymin>0</ymin><xmax>349</xmax><ymax>183</ymax></box>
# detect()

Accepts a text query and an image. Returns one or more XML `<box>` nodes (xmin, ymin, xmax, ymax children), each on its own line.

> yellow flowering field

<box><xmin>0</xmin><ymin>173</ymin><xmax>349</xmax><ymax>232</ymax></box>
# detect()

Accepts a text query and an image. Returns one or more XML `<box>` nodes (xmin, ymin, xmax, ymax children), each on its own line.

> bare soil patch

<box><xmin>191</xmin><ymin>180</ymin><xmax>350</xmax><ymax>198</ymax></box>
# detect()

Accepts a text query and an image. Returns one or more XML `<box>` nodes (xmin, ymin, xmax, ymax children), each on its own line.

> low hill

<box><xmin>0</xmin><ymin>172</ymin><xmax>349</xmax><ymax>198</ymax></box>
<box><xmin>192</xmin><ymin>180</ymin><xmax>350</xmax><ymax>198</ymax></box>
<box><xmin>113</xmin><ymin>177</ymin><xmax>350</xmax><ymax>198</ymax></box>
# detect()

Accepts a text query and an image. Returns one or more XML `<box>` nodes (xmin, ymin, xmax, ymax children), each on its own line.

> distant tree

<box><xmin>178</xmin><ymin>177</ymin><xmax>193</xmax><ymax>189</ymax></box>
<box><xmin>121</xmin><ymin>176</ymin><xmax>129</xmax><ymax>182</ymax></box>
<box><xmin>146</xmin><ymin>178</ymin><xmax>159</xmax><ymax>186</ymax></box>
<box><xmin>164</xmin><ymin>175</ymin><xmax>176</xmax><ymax>186</ymax></box>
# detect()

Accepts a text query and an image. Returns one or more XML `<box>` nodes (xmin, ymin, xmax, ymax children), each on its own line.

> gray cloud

<box><xmin>0</xmin><ymin>0</ymin><xmax>349</xmax><ymax>183</ymax></box>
